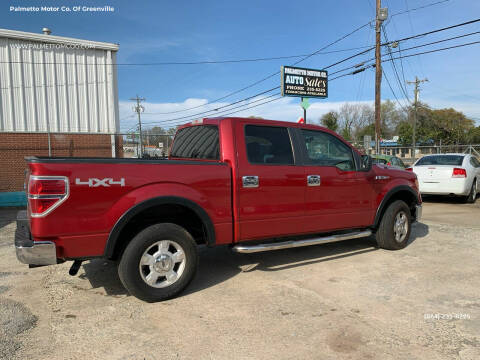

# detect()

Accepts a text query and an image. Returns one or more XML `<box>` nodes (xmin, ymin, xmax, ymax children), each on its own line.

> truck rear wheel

<box><xmin>375</xmin><ymin>200</ymin><xmax>411</xmax><ymax>250</ymax></box>
<box><xmin>118</xmin><ymin>223</ymin><xmax>198</xmax><ymax>302</ymax></box>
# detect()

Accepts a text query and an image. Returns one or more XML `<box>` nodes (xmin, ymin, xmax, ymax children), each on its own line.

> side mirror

<box><xmin>361</xmin><ymin>155</ymin><xmax>372</xmax><ymax>171</ymax></box>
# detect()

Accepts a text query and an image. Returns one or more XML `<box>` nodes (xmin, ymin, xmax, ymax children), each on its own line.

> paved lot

<box><xmin>1</xmin><ymin>199</ymin><xmax>479</xmax><ymax>360</ymax></box>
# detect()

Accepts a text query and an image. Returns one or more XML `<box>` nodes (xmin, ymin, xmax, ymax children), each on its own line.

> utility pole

<box><xmin>407</xmin><ymin>77</ymin><xmax>428</xmax><ymax>162</ymax></box>
<box><xmin>130</xmin><ymin>95</ymin><xmax>145</xmax><ymax>158</ymax></box>
<box><xmin>374</xmin><ymin>0</ymin><xmax>383</xmax><ymax>154</ymax></box>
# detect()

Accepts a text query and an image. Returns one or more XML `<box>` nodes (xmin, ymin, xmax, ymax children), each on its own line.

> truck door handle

<box><xmin>242</xmin><ymin>176</ymin><xmax>259</xmax><ymax>188</ymax></box>
<box><xmin>307</xmin><ymin>175</ymin><xmax>321</xmax><ymax>186</ymax></box>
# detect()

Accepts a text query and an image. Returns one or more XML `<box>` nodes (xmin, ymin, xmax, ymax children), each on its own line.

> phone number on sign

<box><xmin>424</xmin><ymin>313</ymin><xmax>471</xmax><ymax>320</ymax></box>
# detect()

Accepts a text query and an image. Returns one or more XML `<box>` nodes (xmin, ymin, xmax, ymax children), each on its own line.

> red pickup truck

<box><xmin>15</xmin><ymin>117</ymin><xmax>422</xmax><ymax>302</ymax></box>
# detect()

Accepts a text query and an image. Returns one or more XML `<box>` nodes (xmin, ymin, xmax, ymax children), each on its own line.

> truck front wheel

<box><xmin>118</xmin><ymin>223</ymin><xmax>198</xmax><ymax>302</ymax></box>
<box><xmin>375</xmin><ymin>200</ymin><xmax>412</xmax><ymax>250</ymax></box>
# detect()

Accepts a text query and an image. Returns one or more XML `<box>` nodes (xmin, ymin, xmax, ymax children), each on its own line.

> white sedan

<box><xmin>408</xmin><ymin>153</ymin><xmax>480</xmax><ymax>203</ymax></box>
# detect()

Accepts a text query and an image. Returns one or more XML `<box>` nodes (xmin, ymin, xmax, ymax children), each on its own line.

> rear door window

<box><xmin>170</xmin><ymin>125</ymin><xmax>219</xmax><ymax>160</ymax></box>
<box><xmin>245</xmin><ymin>125</ymin><xmax>294</xmax><ymax>165</ymax></box>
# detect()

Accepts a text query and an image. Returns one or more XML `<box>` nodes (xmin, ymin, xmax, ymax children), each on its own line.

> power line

<box><xmin>329</xmin><ymin>29</ymin><xmax>480</xmax><ymax>78</ymax></box>
<box><xmin>382</xmin><ymin>69</ymin><xmax>410</xmax><ymax>112</ymax></box>
<box><xmin>388</xmin><ymin>18</ymin><xmax>480</xmax><ymax>46</ymax></box>
<box><xmin>141</xmin><ymin>96</ymin><xmax>285</xmax><ymax>128</ymax></box>
<box><xmin>139</xmin><ymin>37</ymin><xmax>480</xmax><ymax>128</ymax></box>
<box><xmin>138</xmin><ymin>19</ymin><xmax>479</xmax><ymax>124</ymax></box>
<box><xmin>142</xmin><ymin>92</ymin><xmax>281</xmax><ymax>125</ymax></box>
<box><xmin>387</xmin><ymin>39</ymin><xmax>480</xmax><ymax>62</ymax></box>
<box><xmin>0</xmin><ymin>45</ymin><xmax>377</xmax><ymax>67</ymax></box>
<box><xmin>136</xmin><ymin>20</ymin><xmax>376</xmax><ymax>116</ymax></box>
<box><xmin>143</xmin><ymin>87</ymin><xmax>279</xmax><ymax>117</ymax></box>
<box><xmin>381</xmin><ymin>26</ymin><xmax>411</xmax><ymax>102</ymax></box>
<box><xmin>330</xmin><ymin>39</ymin><xmax>480</xmax><ymax>82</ymax></box>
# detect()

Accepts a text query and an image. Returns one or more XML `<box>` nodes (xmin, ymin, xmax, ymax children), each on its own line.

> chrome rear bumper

<box><xmin>15</xmin><ymin>210</ymin><xmax>57</xmax><ymax>266</ymax></box>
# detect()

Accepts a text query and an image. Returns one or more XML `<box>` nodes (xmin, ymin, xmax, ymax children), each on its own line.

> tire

<box><xmin>375</xmin><ymin>200</ymin><xmax>412</xmax><ymax>250</ymax></box>
<box><xmin>465</xmin><ymin>179</ymin><xmax>477</xmax><ymax>204</ymax></box>
<box><xmin>118</xmin><ymin>223</ymin><xmax>198</xmax><ymax>302</ymax></box>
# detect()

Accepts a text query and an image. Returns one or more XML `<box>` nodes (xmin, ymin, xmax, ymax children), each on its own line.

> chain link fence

<box><xmin>355</xmin><ymin>144</ymin><xmax>480</xmax><ymax>165</ymax></box>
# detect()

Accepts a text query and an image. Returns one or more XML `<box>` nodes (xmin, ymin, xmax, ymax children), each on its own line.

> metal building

<box><xmin>0</xmin><ymin>28</ymin><xmax>119</xmax><ymax>133</ymax></box>
<box><xmin>0</xmin><ymin>28</ymin><xmax>121</xmax><ymax>202</ymax></box>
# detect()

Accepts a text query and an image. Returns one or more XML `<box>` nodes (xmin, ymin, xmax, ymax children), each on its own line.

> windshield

<box><xmin>415</xmin><ymin>155</ymin><xmax>464</xmax><ymax>166</ymax></box>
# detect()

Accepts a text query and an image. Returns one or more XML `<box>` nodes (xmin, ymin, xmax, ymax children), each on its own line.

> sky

<box><xmin>2</xmin><ymin>0</ymin><xmax>480</xmax><ymax>132</ymax></box>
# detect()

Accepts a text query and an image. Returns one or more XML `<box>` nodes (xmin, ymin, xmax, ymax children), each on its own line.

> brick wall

<box><xmin>0</xmin><ymin>133</ymin><xmax>123</xmax><ymax>192</ymax></box>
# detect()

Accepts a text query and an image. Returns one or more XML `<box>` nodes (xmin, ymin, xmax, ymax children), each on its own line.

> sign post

<box><xmin>300</xmin><ymin>97</ymin><xmax>310</xmax><ymax>123</ymax></box>
<box><xmin>281</xmin><ymin>66</ymin><xmax>327</xmax><ymax>124</ymax></box>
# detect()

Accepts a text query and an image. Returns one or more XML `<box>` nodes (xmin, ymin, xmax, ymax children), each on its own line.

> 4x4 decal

<box><xmin>75</xmin><ymin>178</ymin><xmax>125</xmax><ymax>187</ymax></box>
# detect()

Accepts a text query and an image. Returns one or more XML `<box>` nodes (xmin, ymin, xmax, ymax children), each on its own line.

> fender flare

<box><xmin>104</xmin><ymin>196</ymin><xmax>216</xmax><ymax>258</ymax></box>
<box><xmin>373</xmin><ymin>185</ymin><xmax>420</xmax><ymax>228</ymax></box>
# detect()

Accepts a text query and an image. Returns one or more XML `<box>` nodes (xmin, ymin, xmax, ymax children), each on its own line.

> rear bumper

<box><xmin>419</xmin><ymin>179</ymin><xmax>470</xmax><ymax>196</ymax></box>
<box><xmin>15</xmin><ymin>210</ymin><xmax>57</xmax><ymax>266</ymax></box>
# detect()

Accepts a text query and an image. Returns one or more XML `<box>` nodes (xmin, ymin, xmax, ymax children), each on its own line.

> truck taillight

<box><xmin>28</xmin><ymin>176</ymin><xmax>69</xmax><ymax>217</ymax></box>
<box><xmin>452</xmin><ymin>168</ymin><xmax>467</xmax><ymax>178</ymax></box>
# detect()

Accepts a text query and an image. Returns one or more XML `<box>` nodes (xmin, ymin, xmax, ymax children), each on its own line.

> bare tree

<box><xmin>338</xmin><ymin>103</ymin><xmax>373</xmax><ymax>142</ymax></box>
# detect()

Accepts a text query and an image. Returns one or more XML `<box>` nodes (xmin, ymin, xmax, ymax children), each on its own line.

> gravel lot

<box><xmin>1</xmin><ymin>199</ymin><xmax>479</xmax><ymax>360</ymax></box>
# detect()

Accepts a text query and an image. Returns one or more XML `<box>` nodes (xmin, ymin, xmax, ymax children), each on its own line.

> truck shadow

<box><xmin>80</xmin><ymin>259</ymin><xmax>127</xmax><ymax>296</ymax></box>
<box><xmin>80</xmin><ymin>224</ymin><xmax>429</xmax><ymax>298</ymax></box>
<box><xmin>182</xmin><ymin>238</ymin><xmax>378</xmax><ymax>298</ymax></box>
<box><xmin>184</xmin><ymin>222</ymin><xmax>429</xmax><ymax>297</ymax></box>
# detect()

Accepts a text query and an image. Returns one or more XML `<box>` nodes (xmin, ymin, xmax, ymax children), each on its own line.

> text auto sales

<box><xmin>282</xmin><ymin>66</ymin><xmax>328</xmax><ymax>98</ymax></box>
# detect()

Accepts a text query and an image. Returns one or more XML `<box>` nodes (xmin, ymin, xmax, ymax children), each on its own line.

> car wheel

<box><xmin>118</xmin><ymin>223</ymin><xmax>198</xmax><ymax>302</ymax></box>
<box><xmin>465</xmin><ymin>179</ymin><xmax>477</xmax><ymax>204</ymax></box>
<box><xmin>375</xmin><ymin>200</ymin><xmax>412</xmax><ymax>250</ymax></box>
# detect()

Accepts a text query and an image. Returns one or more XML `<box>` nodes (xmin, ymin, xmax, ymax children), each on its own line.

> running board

<box><xmin>232</xmin><ymin>230</ymin><xmax>372</xmax><ymax>254</ymax></box>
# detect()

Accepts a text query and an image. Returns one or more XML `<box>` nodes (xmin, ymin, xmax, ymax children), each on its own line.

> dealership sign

<box><xmin>281</xmin><ymin>66</ymin><xmax>328</xmax><ymax>98</ymax></box>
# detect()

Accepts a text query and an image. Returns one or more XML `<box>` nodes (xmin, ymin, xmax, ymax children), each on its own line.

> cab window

<box><xmin>170</xmin><ymin>125</ymin><xmax>220</xmax><ymax>160</ymax></box>
<box><xmin>301</xmin><ymin>129</ymin><xmax>355</xmax><ymax>171</ymax></box>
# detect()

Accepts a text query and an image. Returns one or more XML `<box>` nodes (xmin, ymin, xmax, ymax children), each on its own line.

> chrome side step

<box><xmin>232</xmin><ymin>230</ymin><xmax>372</xmax><ymax>254</ymax></box>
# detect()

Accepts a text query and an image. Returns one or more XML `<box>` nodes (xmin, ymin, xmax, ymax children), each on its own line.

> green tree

<box><xmin>396</xmin><ymin>104</ymin><xmax>474</xmax><ymax>145</ymax></box>
<box><xmin>356</xmin><ymin>123</ymin><xmax>376</xmax><ymax>139</ymax></box>
<box><xmin>397</xmin><ymin>121</ymin><xmax>413</xmax><ymax>145</ymax></box>
<box><xmin>320</xmin><ymin>111</ymin><xmax>339</xmax><ymax>132</ymax></box>
<box><xmin>467</xmin><ymin>126</ymin><xmax>480</xmax><ymax>144</ymax></box>
<box><xmin>430</xmin><ymin>108</ymin><xmax>474</xmax><ymax>145</ymax></box>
